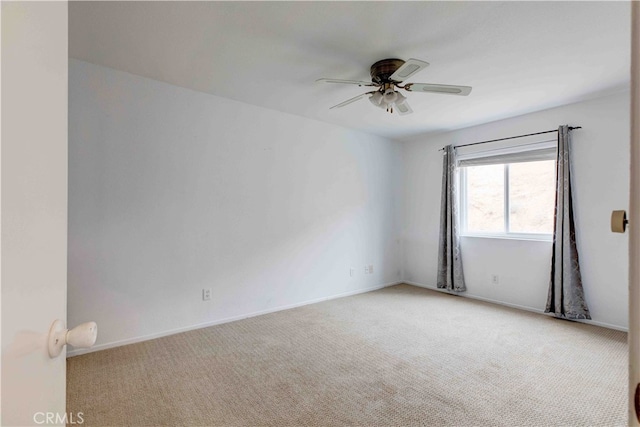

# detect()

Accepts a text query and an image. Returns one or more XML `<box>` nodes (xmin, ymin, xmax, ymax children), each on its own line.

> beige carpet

<box><xmin>67</xmin><ymin>284</ymin><xmax>627</xmax><ymax>426</ymax></box>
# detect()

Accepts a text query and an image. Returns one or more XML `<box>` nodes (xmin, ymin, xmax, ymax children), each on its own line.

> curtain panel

<box><xmin>545</xmin><ymin>125</ymin><xmax>591</xmax><ymax>320</ymax></box>
<box><xmin>437</xmin><ymin>145</ymin><xmax>466</xmax><ymax>292</ymax></box>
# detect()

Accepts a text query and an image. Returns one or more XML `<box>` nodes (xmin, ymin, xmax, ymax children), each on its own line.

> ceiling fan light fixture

<box><xmin>383</xmin><ymin>89</ymin><xmax>398</xmax><ymax>104</ymax></box>
<box><xmin>369</xmin><ymin>91</ymin><xmax>384</xmax><ymax>106</ymax></box>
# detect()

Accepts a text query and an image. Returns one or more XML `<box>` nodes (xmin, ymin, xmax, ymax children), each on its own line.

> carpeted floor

<box><xmin>67</xmin><ymin>284</ymin><xmax>627</xmax><ymax>426</ymax></box>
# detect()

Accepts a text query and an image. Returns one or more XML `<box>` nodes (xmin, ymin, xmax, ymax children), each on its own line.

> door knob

<box><xmin>611</xmin><ymin>210</ymin><xmax>628</xmax><ymax>233</ymax></box>
<box><xmin>47</xmin><ymin>319</ymin><xmax>97</xmax><ymax>358</ymax></box>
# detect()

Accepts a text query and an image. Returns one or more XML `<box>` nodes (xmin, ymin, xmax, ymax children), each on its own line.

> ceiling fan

<box><xmin>317</xmin><ymin>58</ymin><xmax>472</xmax><ymax>115</ymax></box>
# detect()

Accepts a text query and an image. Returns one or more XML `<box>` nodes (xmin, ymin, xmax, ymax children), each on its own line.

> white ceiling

<box><xmin>69</xmin><ymin>1</ymin><xmax>631</xmax><ymax>140</ymax></box>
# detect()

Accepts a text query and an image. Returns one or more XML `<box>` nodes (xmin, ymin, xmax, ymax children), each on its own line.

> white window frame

<box><xmin>457</xmin><ymin>140</ymin><xmax>556</xmax><ymax>242</ymax></box>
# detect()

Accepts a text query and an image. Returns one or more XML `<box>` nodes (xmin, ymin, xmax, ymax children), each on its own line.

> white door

<box><xmin>1</xmin><ymin>2</ymin><xmax>69</xmax><ymax>426</ymax></box>
<box><xmin>630</xmin><ymin>2</ymin><xmax>640</xmax><ymax>426</ymax></box>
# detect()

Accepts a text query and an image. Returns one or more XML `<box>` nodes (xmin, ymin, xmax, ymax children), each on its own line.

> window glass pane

<box><xmin>465</xmin><ymin>164</ymin><xmax>505</xmax><ymax>233</ymax></box>
<box><xmin>509</xmin><ymin>160</ymin><xmax>555</xmax><ymax>234</ymax></box>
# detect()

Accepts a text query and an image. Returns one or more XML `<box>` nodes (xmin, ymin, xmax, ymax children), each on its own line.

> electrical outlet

<box><xmin>202</xmin><ymin>288</ymin><xmax>211</xmax><ymax>301</ymax></box>
<box><xmin>350</xmin><ymin>267</ymin><xmax>355</xmax><ymax>277</ymax></box>
<box><xmin>491</xmin><ymin>275</ymin><xmax>499</xmax><ymax>285</ymax></box>
<box><xmin>368</xmin><ymin>264</ymin><xmax>374</xmax><ymax>274</ymax></box>
<box><xmin>364</xmin><ymin>265</ymin><xmax>369</xmax><ymax>274</ymax></box>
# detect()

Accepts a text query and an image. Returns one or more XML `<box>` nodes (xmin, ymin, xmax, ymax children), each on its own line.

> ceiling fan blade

<box><xmin>316</xmin><ymin>78</ymin><xmax>376</xmax><ymax>87</ymax></box>
<box><xmin>396</xmin><ymin>99</ymin><xmax>413</xmax><ymax>116</ymax></box>
<box><xmin>329</xmin><ymin>92</ymin><xmax>376</xmax><ymax>109</ymax></box>
<box><xmin>404</xmin><ymin>83</ymin><xmax>472</xmax><ymax>96</ymax></box>
<box><xmin>389</xmin><ymin>58</ymin><xmax>429</xmax><ymax>82</ymax></box>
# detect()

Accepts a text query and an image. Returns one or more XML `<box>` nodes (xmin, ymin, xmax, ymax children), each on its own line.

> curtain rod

<box><xmin>439</xmin><ymin>126</ymin><xmax>582</xmax><ymax>151</ymax></box>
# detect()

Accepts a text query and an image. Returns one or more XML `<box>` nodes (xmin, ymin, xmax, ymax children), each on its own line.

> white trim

<box><xmin>628</xmin><ymin>7</ymin><xmax>639</xmax><ymax>425</ymax></box>
<box><xmin>403</xmin><ymin>280</ymin><xmax>628</xmax><ymax>332</ymax></box>
<box><xmin>460</xmin><ymin>233</ymin><xmax>553</xmax><ymax>242</ymax></box>
<box><xmin>67</xmin><ymin>281</ymin><xmax>402</xmax><ymax>357</ymax></box>
<box><xmin>456</xmin><ymin>138</ymin><xmax>557</xmax><ymax>162</ymax></box>
<box><xmin>504</xmin><ymin>164</ymin><xmax>510</xmax><ymax>232</ymax></box>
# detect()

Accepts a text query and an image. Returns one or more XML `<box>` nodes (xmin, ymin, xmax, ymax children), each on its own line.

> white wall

<box><xmin>401</xmin><ymin>91</ymin><xmax>630</xmax><ymax>330</ymax></box>
<box><xmin>68</xmin><ymin>60</ymin><xmax>402</xmax><ymax>354</ymax></box>
<box><xmin>1</xmin><ymin>2</ymin><xmax>68</xmax><ymax>425</ymax></box>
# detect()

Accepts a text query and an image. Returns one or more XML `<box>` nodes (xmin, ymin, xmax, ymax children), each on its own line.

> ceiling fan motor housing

<box><xmin>370</xmin><ymin>58</ymin><xmax>405</xmax><ymax>84</ymax></box>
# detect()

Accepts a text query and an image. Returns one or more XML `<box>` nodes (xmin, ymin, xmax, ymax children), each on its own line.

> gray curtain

<box><xmin>437</xmin><ymin>145</ymin><xmax>466</xmax><ymax>292</ymax></box>
<box><xmin>545</xmin><ymin>125</ymin><xmax>591</xmax><ymax>319</ymax></box>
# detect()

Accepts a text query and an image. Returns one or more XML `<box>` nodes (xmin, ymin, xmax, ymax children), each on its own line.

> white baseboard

<box><xmin>67</xmin><ymin>281</ymin><xmax>402</xmax><ymax>357</ymax></box>
<box><xmin>403</xmin><ymin>280</ymin><xmax>628</xmax><ymax>333</ymax></box>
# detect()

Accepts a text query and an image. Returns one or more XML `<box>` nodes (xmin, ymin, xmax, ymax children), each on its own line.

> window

<box><xmin>458</xmin><ymin>142</ymin><xmax>556</xmax><ymax>240</ymax></box>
